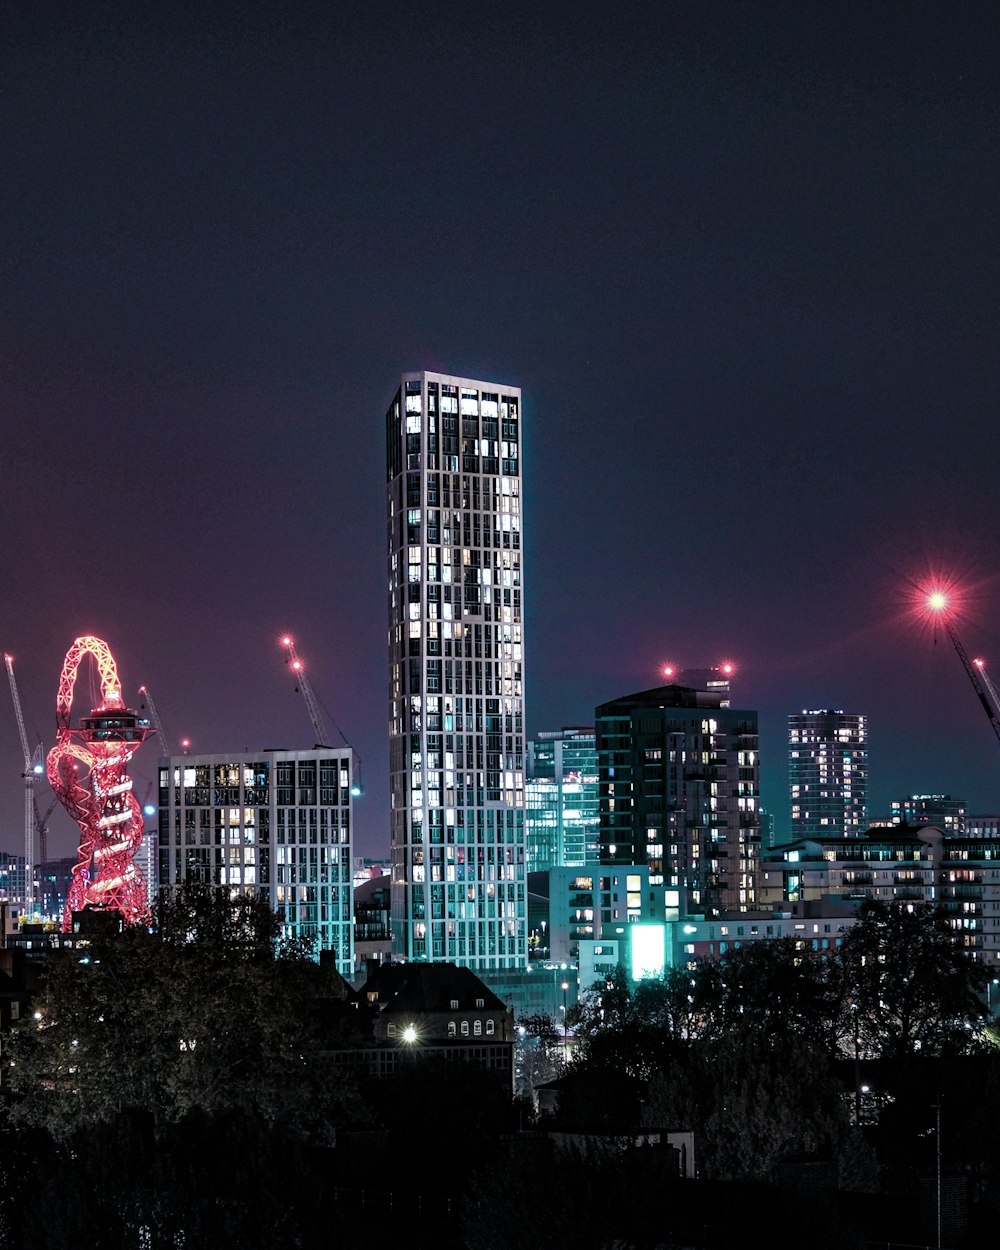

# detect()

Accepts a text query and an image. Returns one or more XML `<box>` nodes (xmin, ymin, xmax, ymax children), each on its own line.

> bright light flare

<box><xmin>292</xmin><ymin>660</ymin><xmax>303</xmax><ymax>672</ymax></box>
<box><xmin>975</xmin><ymin>657</ymin><xmax>986</xmax><ymax>669</ymax></box>
<box><xmin>280</xmin><ymin>635</ymin><xmax>293</xmax><ymax>648</ymax></box>
<box><xmin>719</xmin><ymin>660</ymin><xmax>736</xmax><ymax>676</ymax></box>
<box><xmin>910</xmin><ymin>572</ymin><xmax>969</xmax><ymax>628</ymax></box>
<box><xmin>402</xmin><ymin>1024</ymin><xmax>418</xmax><ymax>1043</ymax></box>
<box><xmin>662</xmin><ymin>663</ymin><xmax>675</xmax><ymax>679</ymax></box>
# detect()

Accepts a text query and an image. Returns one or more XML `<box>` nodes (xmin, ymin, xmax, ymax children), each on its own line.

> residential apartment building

<box><xmin>789</xmin><ymin>709</ymin><xmax>867</xmax><ymax>838</ymax></box>
<box><xmin>386</xmin><ymin>372</ymin><xmax>527</xmax><ymax>970</ymax></box>
<box><xmin>0</xmin><ymin>853</ymin><xmax>27</xmax><ymax>912</ymax></box>
<box><xmin>667</xmin><ymin>901</ymin><xmax>860</xmax><ymax>966</ymax></box>
<box><xmin>595</xmin><ymin>684</ymin><xmax>760</xmax><ymax>914</ymax></box>
<box><xmin>761</xmin><ymin>825</ymin><xmax>1000</xmax><ymax>965</ymax></box>
<box><xmin>526</xmin><ymin>728</ymin><xmax>599</xmax><ymax>870</ymax></box>
<box><xmin>891</xmin><ymin>793</ymin><xmax>965</xmax><ymax>834</ymax></box>
<box><xmin>158</xmin><ymin>748</ymin><xmax>355</xmax><ymax>976</ymax></box>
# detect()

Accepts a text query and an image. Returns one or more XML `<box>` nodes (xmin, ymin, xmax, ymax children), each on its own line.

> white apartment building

<box><xmin>158</xmin><ymin>748</ymin><xmax>355</xmax><ymax>976</ymax></box>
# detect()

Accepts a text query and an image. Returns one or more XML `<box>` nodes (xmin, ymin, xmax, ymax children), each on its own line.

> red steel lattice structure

<box><xmin>47</xmin><ymin>636</ymin><xmax>154</xmax><ymax>930</ymax></box>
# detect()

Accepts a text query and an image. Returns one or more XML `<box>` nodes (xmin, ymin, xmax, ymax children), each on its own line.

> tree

<box><xmin>835</xmin><ymin>899</ymin><xmax>989</xmax><ymax>1058</ymax></box>
<box><xmin>3</xmin><ymin>884</ymin><xmax>366</xmax><ymax>1142</ymax></box>
<box><xmin>568</xmin><ymin>967</ymin><xmax>684</xmax><ymax>1081</ymax></box>
<box><xmin>644</xmin><ymin>1033</ymin><xmax>852</xmax><ymax>1185</ymax></box>
<box><xmin>693</xmin><ymin>937</ymin><xmax>837</xmax><ymax>1048</ymax></box>
<box><xmin>515</xmin><ymin>1012</ymin><xmax>564</xmax><ymax>1098</ymax></box>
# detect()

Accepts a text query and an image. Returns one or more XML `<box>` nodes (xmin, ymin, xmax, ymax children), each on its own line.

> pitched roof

<box><xmin>360</xmin><ymin>962</ymin><xmax>508</xmax><ymax>1013</ymax></box>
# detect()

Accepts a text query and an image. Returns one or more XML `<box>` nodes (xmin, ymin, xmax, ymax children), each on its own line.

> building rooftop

<box><xmin>360</xmin><ymin>962</ymin><xmax>509</xmax><ymax>1014</ymax></box>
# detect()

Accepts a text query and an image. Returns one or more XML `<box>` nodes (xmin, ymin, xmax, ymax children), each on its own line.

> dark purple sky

<box><xmin>3</xmin><ymin>1</ymin><xmax>999</xmax><ymax>860</ymax></box>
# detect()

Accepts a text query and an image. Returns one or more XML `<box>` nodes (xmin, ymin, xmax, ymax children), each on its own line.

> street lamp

<box><xmin>561</xmin><ymin>981</ymin><xmax>569</xmax><ymax>1066</ymax></box>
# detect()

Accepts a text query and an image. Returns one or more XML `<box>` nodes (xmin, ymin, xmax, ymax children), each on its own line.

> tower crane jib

<box><xmin>929</xmin><ymin>599</ymin><xmax>1000</xmax><ymax>751</ymax></box>
<box><xmin>279</xmin><ymin>635</ymin><xmax>332</xmax><ymax>748</ymax></box>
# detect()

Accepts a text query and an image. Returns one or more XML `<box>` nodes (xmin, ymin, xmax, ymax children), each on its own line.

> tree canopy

<box><xmin>835</xmin><ymin>899</ymin><xmax>989</xmax><ymax>1058</ymax></box>
<box><xmin>3</xmin><ymin>884</ymin><xmax>365</xmax><ymax>1142</ymax></box>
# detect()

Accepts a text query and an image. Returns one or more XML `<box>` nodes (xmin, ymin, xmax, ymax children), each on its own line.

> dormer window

<box><xmin>450</xmin><ymin>999</ymin><xmax>459</xmax><ymax>1010</ymax></box>
<box><xmin>387</xmin><ymin>1022</ymin><xmax>396</xmax><ymax>1037</ymax></box>
<box><xmin>475</xmin><ymin>997</ymin><xmax>484</xmax><ymax>1008</ymax></box>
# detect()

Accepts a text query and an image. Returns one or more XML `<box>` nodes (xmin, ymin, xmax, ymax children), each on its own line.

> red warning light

<box><xmin>292</xmin><ymin>660</ymin><xmax>303</xmax><ymax>672</ymax></box>
<box><xmin>662</xmin><ymin>664</ymin><xmax>675</xmax><ymax>679</ymax></box>
<box><xmin>280</xmin><ymin>635</ymin><xmax>293</xmax><ymax>648</ymax></box>
<box><xmin>975</xmin><ymin>658</ymin><xmax>986</xmax><ymax>669</ymax></box>
<box><xmin>719</xmin><ymin>661</ymin><xmax>735</xmax><ymax>676</ymax></box>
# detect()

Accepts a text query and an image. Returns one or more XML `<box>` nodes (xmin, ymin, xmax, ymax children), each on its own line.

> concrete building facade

<box><xmin>761</xmin><ymin>825</ymin><xmax>1000</xmax><ymax>966</ymax></box>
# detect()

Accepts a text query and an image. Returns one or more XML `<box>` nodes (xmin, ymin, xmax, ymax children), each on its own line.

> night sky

<box><xmin>3</xmin><ymin>1</ymin><xmax>999</xmax><ymax>860</ymax></box>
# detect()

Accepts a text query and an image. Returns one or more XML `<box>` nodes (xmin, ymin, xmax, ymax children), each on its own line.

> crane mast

<box><xmin>4</xmin><ymin>653</ymin><xmax>39</xmax><ymax>914</ymax></box>
<box><xmin>279</xmin><ymin>635</ymin><xmax>332</xmax><ymax>748</ymax></box>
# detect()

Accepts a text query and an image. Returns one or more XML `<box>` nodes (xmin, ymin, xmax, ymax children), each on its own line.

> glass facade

<box><xmin>159</xmin><ymin>748</ymin><xmax>355</xmax><ymax>975</ymax></box>
<box><xmin>789</xmin><ymin>710</ymin><xmax>868</xmax><ymax>839</ymax></box>
<box><xmin>526</xmin><ymin>729</ymin><xmax>599</xmax><ymax>870</ymax></box>
<box><xmin>596</xmin><ymin>686</ymin><xmax>760</xmax><ymax>915</ymax></box>
<box><xmin>386</xmin><ymin>372</ymin><xmax>527</xmax><ymax>969</ymax></box>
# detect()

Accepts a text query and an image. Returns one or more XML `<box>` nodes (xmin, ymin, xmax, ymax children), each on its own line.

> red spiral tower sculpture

<box><xmin>47</xmin><ymin>636</ymin><xmax>154</xmax><ymax>931</ymax></box>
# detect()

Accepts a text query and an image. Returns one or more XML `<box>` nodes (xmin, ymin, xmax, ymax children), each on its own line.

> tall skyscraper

<box><xmin>526</xmin><ymin>728</ymin><xmax>600</xmax><ymax>870</ymax></box>
<box><xmin>595</xmin><ymin>684</ymin><xmax>760</xmax><ymax>914</ymax></box>
<box><xmin>788</xmin><ymin>710</ymin><xmax>867</xmax><ymax>839</ymax></box>
<box><xmin>386</xmin><ymin>372</ymin><xmax>526</xmax><ymax>970</ymax></box>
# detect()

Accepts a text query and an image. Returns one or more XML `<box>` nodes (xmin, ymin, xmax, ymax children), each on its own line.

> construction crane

<box><xmin>928</xmin><ymin>592</ymin><xmax>1000</xmax><ymax>750</ymax></box>
<box><xmin>279</xmin><ymin>635</ymin><xmax>332</xmax><ymax>748</ymax></box>
<box><xmin>33</xmin><ymin>792</ymin><xmax>59</xmax><ymax>865</ymax></box>
<box><xmin>137</xmin><ymin>685</ymin><xmax>167</xmax><ymax>753</ymax></box>
<box><xmin>278</xmin><ymin>634</ymin><xmax>363</xmax><ymax>794</ymax></box>
<box><xmin>4</xmin><ymin>653</ymin><xmax>45</xmax><ymax>914</ymax></box>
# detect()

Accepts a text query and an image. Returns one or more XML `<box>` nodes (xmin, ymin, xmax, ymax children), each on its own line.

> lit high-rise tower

<box><xmin>386</xmin><ymin>372</ymin><xmax>527</xmax><ymax>969</ymax></box>
<box><xmin>789</xmin><ymin>709</ymin><xmax>867</xmax><ymax>839</ymax></box>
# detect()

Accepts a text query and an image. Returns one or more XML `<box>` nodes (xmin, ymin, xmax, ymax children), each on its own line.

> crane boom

<box><xmin>4</xmin><ymin>652</ymin><xmax>38</xmax><ymax>913</ymax></box>
<box><xmin>942</xmin><ymin>620</ymin><xmax>1000</xmax><ymax>750</ymax></box>
<box><xmin>279</xmin><ymin>635</ymin><xmax>332</xmax><ymax>748</ymax></box>
<box><xmin>137</xmin><ymin>685</ymin><xmax>167</xmax><ymax>753</ymax></box>
<box><xmin>32</xmin><ymin>792</ymin><xmax>58</xmax><ymax>865</ymax></box>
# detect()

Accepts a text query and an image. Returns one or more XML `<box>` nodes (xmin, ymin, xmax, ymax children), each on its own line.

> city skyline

<box><xmin>3</xmin><ymin>4</ymin><xmax>1000</xmax><ymax>861</ymax></box>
